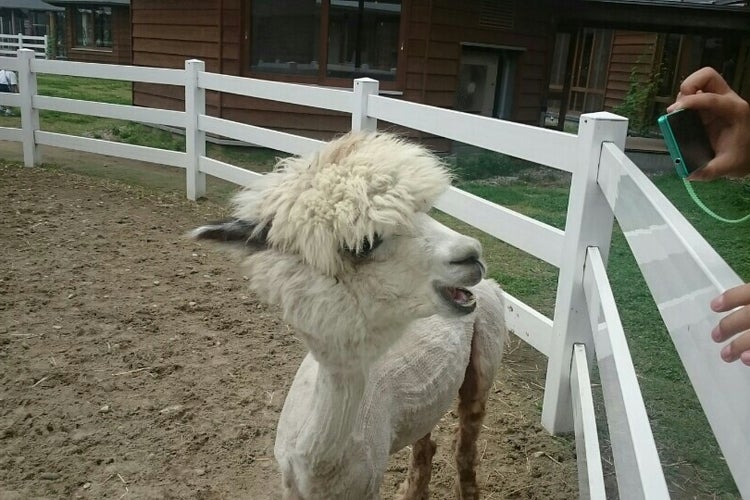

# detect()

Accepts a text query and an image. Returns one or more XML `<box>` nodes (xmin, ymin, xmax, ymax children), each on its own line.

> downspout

<box><xmin>218</xmin><ymin>0</ymin><xmax>224</xmax><ymax>118</ymax></box>
<box><xmin>419</xmin><ymin>0</ymin><xmax>433</xmax><ymax>142</ymax></box>
<box><xmin>420</xmin><ymin>0</ymin><xmax>433</xmax><ymax>105</ymax></box>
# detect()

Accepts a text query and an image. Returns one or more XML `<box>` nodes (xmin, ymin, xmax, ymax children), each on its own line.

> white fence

<box><xmin>1</xmin><ymin>49</ymin><xmax>748</xmax><ymax>499</ymax></box>
<box><xmin>0</xmin><ymin>34</ymin><xmax>47</xmax><ymax>59</ymax></box>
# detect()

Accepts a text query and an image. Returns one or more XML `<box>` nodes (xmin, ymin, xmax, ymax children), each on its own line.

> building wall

<box><xmin>131</xmin><ymin>0</ymin><xmax>555</xmax><ymax>145</ymax></box>
<box><xmin>411</xmin><ymin>0</ymin><xmax>554</xmax><ymax>125</ymax></box>
<box><xmin>131</xmin><ymin>0</ymin><xmax>222</xmax><ymax>115</ymax></box>
<box><xmin>65</xmin><ymin>6</ymin><xmax>131</xmax><ymax>65</ymax></box>
<box><xmin>603</xmin><ymin>31</ymin><xmax>659</xmax><ymax>110</ymax></box>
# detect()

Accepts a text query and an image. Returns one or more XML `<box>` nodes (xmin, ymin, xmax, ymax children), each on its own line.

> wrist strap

<box><xmin>682</xmin><ymin>178</ymin><xmax>750</xmax><ymax>223</ymax></box>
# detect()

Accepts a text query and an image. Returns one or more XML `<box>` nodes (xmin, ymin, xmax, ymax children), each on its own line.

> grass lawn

<box><xmin>449</xmin><ymin>151</ymin><xmax>749</xmax><ymax>496</ymax></box>
<box><xmin>2</xmin><ymin>74</ymin><xmax>748</xmax><ymax>496</ymax></box>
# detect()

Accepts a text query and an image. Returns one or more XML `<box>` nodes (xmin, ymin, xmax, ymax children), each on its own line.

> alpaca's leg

<box><xmin>453</xmin><ymin>349</ymin><xmax>487</xmax><ymax>500</ymax></box>
<box><xmin>395</xmin><ymin>433</ymin><xmax>436</xmax><ymax>500</ymax></box>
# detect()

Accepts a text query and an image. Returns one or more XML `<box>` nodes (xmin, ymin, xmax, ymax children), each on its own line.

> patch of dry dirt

<box><xmin>0</xmin><ymin>163</ymin><xmax>577</xmax><ymax>499</ymax></box>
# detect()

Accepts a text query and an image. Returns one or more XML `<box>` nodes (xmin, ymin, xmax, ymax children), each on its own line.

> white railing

<box><xmin>1</xmin><ymin>49</ymin><xmax>748</xmax><ymax>499</ymax></box>
<box><xmin>0</xmin><ymin>34</ymin><xmax>47</xmax><ymax>59</ymax></box>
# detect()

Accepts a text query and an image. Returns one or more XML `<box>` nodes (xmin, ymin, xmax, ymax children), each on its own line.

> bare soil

<box><xmin>0</xmin><ymin>161</ymin><xmax>578</xmax><ymax>499</ymax></box>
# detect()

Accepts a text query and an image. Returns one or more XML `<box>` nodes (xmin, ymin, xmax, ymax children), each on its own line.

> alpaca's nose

<box><xmin>447</xmin><ymin>237</ymin><xmax>485</xmax><ymax>284</ymax></box>
<box><xmin>450</xmin><ymin>248</ymin><xmax>480</xmax><ymax>266</ymax></box>
<box><xmin>448</xmin><ymin>238</ymin><xmax>483</xmax><ymax>269</ymax></box>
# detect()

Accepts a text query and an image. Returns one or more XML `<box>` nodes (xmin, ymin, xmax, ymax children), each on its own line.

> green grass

<box><xmin>451</xmin><ymin>153</ymin><xmax>748</xmax><ymax>496</ymax></box>
<box><xmin>3</xmin><ymin>75</ymin><xmax>747</xmax><ymax>496</ymax></box>
<box><xmin>0</xmin><ymin>75</ymin><xmax>282</xmax><ymax>170</ymax></box>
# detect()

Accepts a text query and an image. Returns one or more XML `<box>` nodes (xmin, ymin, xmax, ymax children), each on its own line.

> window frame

<box><xmin>242</xmin><ymin>0</ymin><xmax>409</xmax><ymax>92</ymax></box>
<box><xmin>71</xmin><ymin>5</ymin><xmax>114</xmax><ymax>52</ymax></box>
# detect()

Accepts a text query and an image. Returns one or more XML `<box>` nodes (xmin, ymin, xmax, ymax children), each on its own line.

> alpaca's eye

<box><xmin>346</xmin><ymin>234</ymin><xmax>383</xmax><ymax>258</ymax></box>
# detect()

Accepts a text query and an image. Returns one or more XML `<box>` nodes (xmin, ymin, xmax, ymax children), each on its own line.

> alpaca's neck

<box><xmin>296</xmin><ymin>364</ymin><xmax>367</xmax><ymax>463</ymax></box>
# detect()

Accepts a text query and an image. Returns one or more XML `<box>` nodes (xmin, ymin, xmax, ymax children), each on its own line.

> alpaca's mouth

<box><xmin>438</xmin><ymin>285</ymin><xmax>477</xmax><ymax>314</ymax></box>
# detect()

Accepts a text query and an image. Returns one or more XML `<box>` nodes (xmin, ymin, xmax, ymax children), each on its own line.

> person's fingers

<box><xmin>712</xmin><ymin>304</ymin><xmax>750</xmax><ymax>344</ymax></box>
<box><xmin>720</xmin><ymin>330</ymin><xmax>750</xmax><ymax>363</ymax></box>
<box><xmin>711</xmin><ymin>283</ymin><xmax>750</xmax><ymax>312</ymax></box>
<box><xmin>670</xmin><ymin>93</ymin><xmax>733</xmax><ymax>121</ymax></box>
<box><xmin>689</xmin><ymin>153</ymin><xmax>739</xmax><ymax>181</ymax></box>
<box><xmin>678</xmin><ymin>67</ymin><xmax>731</xmax><ymax>96</ymax></box>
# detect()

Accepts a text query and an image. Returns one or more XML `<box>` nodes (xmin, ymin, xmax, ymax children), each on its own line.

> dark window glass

<box><xmin>576</xmin><ymin>31</ymin><xmax>594</xmax><ymax>88</ymax></box>
<box><xmin>327</xmin><ymin>0</ymin><xmax>401</xmax><ymax>81</ymax></box>
<box><xmin>251</xmin><ymin>0</ymin><xmax>321</xmax><ymax>75</ymax></box>
<box><xmin>658</xmin><ymin>34</ymin><xmax>682</xmax><ymax>96</ymax></box>
<box><xmin>74</xmin><ymin>7</ymin><xmax>112</xmax><ymax>49</ymax></box>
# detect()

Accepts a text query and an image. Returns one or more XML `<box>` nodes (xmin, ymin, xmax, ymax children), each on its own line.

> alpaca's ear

<box><xmin>189</xmin><ymin>218</ymin><xmax>269</xmax><ymax>251</ymax></box>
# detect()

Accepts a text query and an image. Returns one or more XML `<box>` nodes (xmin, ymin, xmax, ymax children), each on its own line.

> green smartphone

<box><xmin>657</xmin><ymin>108</ymin><xmax>715</xmax><ymax>178</ymax></box>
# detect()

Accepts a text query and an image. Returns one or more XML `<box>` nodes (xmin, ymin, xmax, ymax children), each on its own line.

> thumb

<box><xmin>689</xmin><ymin>153</ymin><xmax>733</xmax><ymax>181</ymax></box>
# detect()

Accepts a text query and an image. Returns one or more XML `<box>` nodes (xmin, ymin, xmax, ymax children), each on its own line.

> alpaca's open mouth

<box><xmin>438</xmin><ymin>285</ymin><xmax>477</xmax><ymax>314</ymax></box>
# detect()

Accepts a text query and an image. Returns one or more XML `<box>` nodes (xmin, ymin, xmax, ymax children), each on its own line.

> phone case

<box><xmin>657</xmin><ymin>109</ymin><xmax>714</xmax><ymax>178</ymax></box>
<box><xmin>657</xmin><ymin>113</ymin><xmax>690</xmax><ymax>178</ymax></box>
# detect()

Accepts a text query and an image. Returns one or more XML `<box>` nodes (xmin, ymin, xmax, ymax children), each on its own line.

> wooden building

<box><xmin>0</xmin><ymin>0</ymin><xmax>62</xmax><ymax>37</ymax></box>
<box><xmin>46</xmin><ymin>0</ymin><xmax>131</xmax><ymax>64</ymax></box>
<box><xmin>548</xmin><ymin>1</ymin><xmax>750</xmax><ymax>130</ymax></box>
<box><xmin>129</xmin><ymin>0</ymin><xmax>750</xmax><ymax>143</ymax></box>
<box><xmin>130</xmin><ymin>0</ymin><xmax>558</xmax><ymax>144</ymax></box>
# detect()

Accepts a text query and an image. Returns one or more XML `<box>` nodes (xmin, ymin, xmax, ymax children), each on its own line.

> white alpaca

<box><xmin>192</xmin><ymin>132</ymin><xmax>508</xmax><ymax>499</ymax></box>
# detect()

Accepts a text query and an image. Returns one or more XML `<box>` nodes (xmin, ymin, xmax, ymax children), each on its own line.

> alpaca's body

<box><xmin>192</xmin><ymin>132</ymin><xmax>507</xmax><ymax>499</ymax></box>
<box><xmin>276</xmin><ymin>280</ymin><xmax>505</xmax><ymax>499</ymax></box>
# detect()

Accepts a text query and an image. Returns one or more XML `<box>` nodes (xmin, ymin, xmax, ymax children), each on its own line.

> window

<box><xmin>250</xmin><ymin>0</ymin><xmax>402</xmax><ymax>84</ymax></box>
<box><xmin>326</xmin><ymin>0</ymin><xmax>401</xmax><ymax>80</ymax></box>
<box><xmin>569</xmin><ymin>28</ymin><xmax>613</xmax><ymax>113</ymax></box>
<box><xmin>74</xmin><ymin>7</ymin><xmax>112</xmax><ymax>49</ymax></box>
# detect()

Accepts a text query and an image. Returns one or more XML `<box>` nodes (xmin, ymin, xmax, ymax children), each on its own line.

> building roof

<box><xmin>0</xmin><ymin>0</ymin><xmax>63</xmax><ymax>11</ymax></box>
<box><xmin>45</xmin><ymin>0</ymin><xmax>129</xmax><ymax>5</ymax></box>
<box><xmin>587</xmin><ymin>0</ymin><xmax>748</xmax><ymax>6</ymax></box>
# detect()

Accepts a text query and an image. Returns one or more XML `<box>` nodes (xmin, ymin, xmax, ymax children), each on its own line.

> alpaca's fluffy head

<box><xmin>230</xmin><ymin>132</ymin><xmax>452</xmax><ymax>276</ymax></box>
<box><xmin>193</xmin><ymin>132</ymin><xmax>485</xmax><ymax>371</ymax></box>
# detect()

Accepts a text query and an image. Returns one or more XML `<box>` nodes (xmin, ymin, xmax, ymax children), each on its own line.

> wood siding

<box><xmin>132</xmin><ymin>0</ymin><xmax>555</xmax><ymax>148</ymax></box>
<box><xmin>406</xmin><ymin>0</ymin><xmax>554</xmax><ymax>126</ymax></box>
<box><xmin>604</xmin><ymin>31</ymin><xmax>659</xmax><ymax>110</ymax></box>
<box><xmin>65</xmin><ymin>6</ymin><xmax>131</xmax><ymax>65</ymax></box>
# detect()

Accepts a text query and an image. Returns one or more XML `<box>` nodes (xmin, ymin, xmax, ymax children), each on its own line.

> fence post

<box><xmin>18</xmin><ymin>49</ymin><xmax>40</xmax><ymax>167</ymax></box>
<box><xmin>351</xmin><ymin>77</ymin><xmax>379</xmax><ymax>132</ymax></box>
<box><xmin>43</xmin><ymin>34</ymin><xmax>48</xmax><ymax>59</ymax></box>
<box><xmin>184</xmin><ymin>59</ymin><xmax>206</xmax><ymax>200</ymax></box>
<box><xmin>17</xmin><ymin>33</ymin><xmax>23</xmax><ymax>50</ymax></box>
<box><xmin>540</xmin><ymin>112</ymin><xmax>628</xmax><ymax>434</ymax></box>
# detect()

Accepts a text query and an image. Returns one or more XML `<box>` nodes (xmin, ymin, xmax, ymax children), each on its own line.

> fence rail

<box><xmin>0</xmin><ymin>34</ymin><xmax>47</xmax><ymax>59</ymax></box>
<box><xmin>0</xmin><ymin>49</ymin><xmax>746</xmax><ymax>499</ymax></box>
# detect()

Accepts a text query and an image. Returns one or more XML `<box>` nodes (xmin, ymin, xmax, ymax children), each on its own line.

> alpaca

<box><xmin>192</xmin><ymin>132</ymin><xmax>508</xmax><ymax>499</ymax></box>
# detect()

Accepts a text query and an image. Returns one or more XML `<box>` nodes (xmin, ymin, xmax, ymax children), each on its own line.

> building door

<box><xmin>456</xmin><ymin>47</ymin><xmax>518</xmax><ymax>120</ymax></box>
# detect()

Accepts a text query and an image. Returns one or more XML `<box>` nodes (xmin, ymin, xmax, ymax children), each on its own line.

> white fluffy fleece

<box><xmin>193</xmin><ymin>132</ymin><xmax>508</xmax><ymax>500</ymax></box>
<box><xmin>232</xmin><ymin>132</ymin><xmax>451</xmax><ymax>277</ymax></box>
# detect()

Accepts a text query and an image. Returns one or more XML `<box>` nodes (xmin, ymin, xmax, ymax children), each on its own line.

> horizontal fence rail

<box><xmin>0</xmin><ymin>50</ymin><xmax>746</xmax><ymax>498</ymax></box>
<box><xmin>570</xmin><ymin>343</ymin><xmax>606</xmax><ymax>500</ymax></box>
<box><xmin>199</xmin><ymin>115</ymin><xmax>323</xmax><ymax>156</ymax></box>
<box><xmin>198</xmin><ymin>71</ymin><xmax>353</xmax><ymax>113</ymax></box>
<box><xmin>367</xmin><ymin>94</ymin><xmax>578</xmax><ymax>173</ymax></box>
<box><xmin>435</xmin><ymin>187</ymin><xmax>564</xmax><ymax>268</ymax></box>
<box><xmin>32</xmin><ymin>58</ymin><xmax>184</xmax><ymax>86</ymax></box>
<box><xmin>35</xmin><ymin>131</ymin><xmax>187</xmax><ymax>168</ymax></box>
<box><xmin>583</xmin><ymin>246</ymin><xmax>670</xmax><ymax>499</ymax></box>
<box><xmin>598</xmin><ymin>143</ymin><xmax>750</xmax><ymax>498</ymax></box>
<box><xmin>34</xmin><ymin>95</ymin><xmax>186</xmax><ymax>128</ymax></box>
<box><xmin>0</xmin><ymin>34</ymin><xmax>47</xmax><ymax>58</ymax></box>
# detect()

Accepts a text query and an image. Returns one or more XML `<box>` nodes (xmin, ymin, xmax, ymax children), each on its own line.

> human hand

<box><xmin>667</xmin><ymin>67</ymin><xmax>750</xmax><ymax>181</ymax></box>
<box><xmin>711</xmin><ymin>283</ymin><xmax>750</xmax><ymax>366</ymax></box>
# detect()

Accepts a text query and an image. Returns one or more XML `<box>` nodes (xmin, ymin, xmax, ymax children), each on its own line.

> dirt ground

<box><xmin>0</xmin><ymin>160</ymin><xmax>578</xmax><ymax>499</ymax></box>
